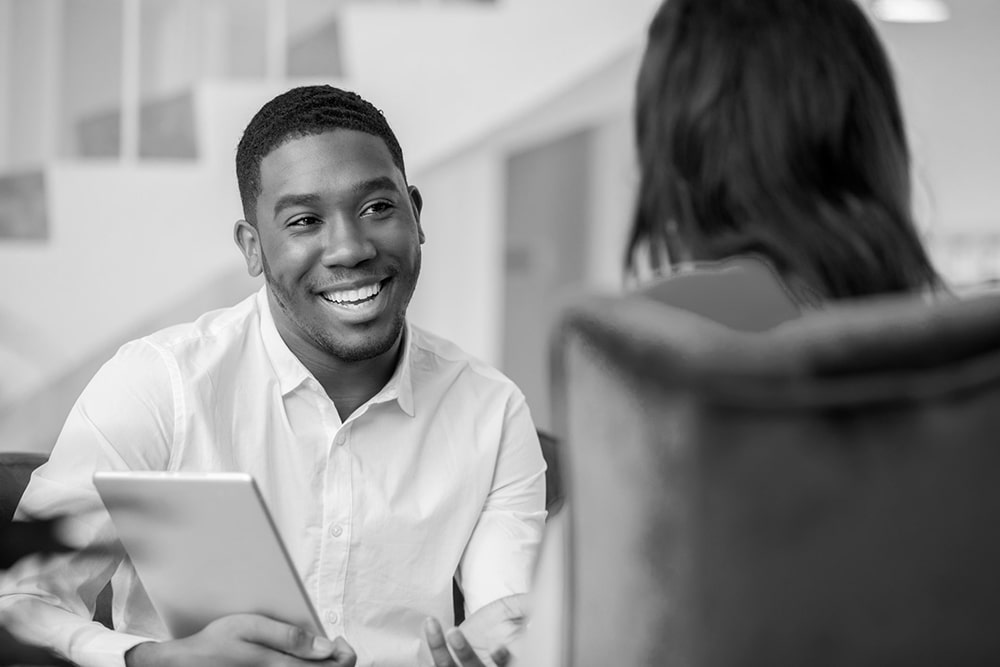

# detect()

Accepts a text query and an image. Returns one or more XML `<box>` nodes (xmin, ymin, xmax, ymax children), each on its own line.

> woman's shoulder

<box><xmin>636</xmin><ymin>256</ymin><xmax>804</xmax><ymax>332</ymax></box>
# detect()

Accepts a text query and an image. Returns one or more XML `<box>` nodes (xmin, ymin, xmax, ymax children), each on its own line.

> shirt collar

<box><xmin>256</xmin><ymin>286</ymin><xmax>416</xmax><ymax>417</ymax></box>
<box><xmin>371</xmin><ymin>322</ymin><xmax>416</xmax><ymax>417</ymax></box>
<box><xmin>257</xmin><ymin>287</ymin><xmax>312</xmax><ymax>396</ymax></box>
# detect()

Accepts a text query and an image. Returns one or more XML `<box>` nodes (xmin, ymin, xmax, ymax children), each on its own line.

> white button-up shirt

<box><xmin>0</xmin><ymin>288</ymin><xmax>546</xmax><ymax>667</ymax></box>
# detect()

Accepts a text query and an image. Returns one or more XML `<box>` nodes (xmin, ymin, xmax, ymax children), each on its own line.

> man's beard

<box><xmin>261</xmin><ymin>254</ymin><xmax>411</xmax><ymax>362</ymax></box>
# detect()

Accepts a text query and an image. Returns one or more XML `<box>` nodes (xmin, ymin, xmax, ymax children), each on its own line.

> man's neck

<box><xmin>321</xmin><ymin>338</ymin><xmax>402</xmax><ymax>421</ymax></box>
<box><xmin>279</xmin><ymin>327</ymin><xmax>404</xmax><ymax>422</ymax></box>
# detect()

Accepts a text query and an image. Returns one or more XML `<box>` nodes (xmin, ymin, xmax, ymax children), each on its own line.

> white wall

<box><xmin>62</xmin><ymin>0</ymin><xmax>121</xmax><ymax>117</ymax></box>
<box><xmin>871</xmin><ymin>0</ymin><xmax>1000</xmax><ymax>285</ymax></box>
<box><xmin>0</xmin><ymin>161</ymin><xmax>255</xmax><ymax>396</ymax></box>
<box><xmin>588</xmin><ymin>112</ymin><xmax>638</xmax><ymax>292</ymax></box>
<box><xmin>0</xmin><ymin>77</ymin><xmax>280</xmax><ymax>416</ymax></box>
<box><xmin>0</xmin><ymin>0</ymin><xmax>11</xmax><ymax>170</ymax></box>
<box><xmin>407</xmin><ymin>151</ymin><xmax>505</xmax><ymax>365</ymax></box>
<box><xmin>5</xmin><ymin>0</ymin><xmax>62</xmax><ymax>166</ymax></box>
<box><xmin>878</xmin><ymin>0</ymin><xmax>1000</xmax><ymax>234</ymax></box>
<box><xmin>406</xmin><ymin>44</ymin><xmax>642</xmax><ymax>365</ymax></box>
<box><xmin>285</xmin><ymin>0</ymin><xmax>344</xmax><ymax>41</ymax></box>
<box><xmin>339</xmin><ymin>0</ymin><xmax>657</xmax><ymax>170</ymax></box>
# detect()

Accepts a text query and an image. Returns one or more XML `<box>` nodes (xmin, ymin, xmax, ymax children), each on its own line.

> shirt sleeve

<box><xmin>458</xmin><ymin>390</ymin><xmax>547</xmax><ymax>614</ymax></box>
<box><xmin>0</xmin><ymin>339</ymin><xmax>177</xmax><ymax>667</ymax></box>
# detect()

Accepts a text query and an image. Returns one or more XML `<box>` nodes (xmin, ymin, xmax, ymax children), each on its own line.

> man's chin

<box><xmin>316</xmin><ymin>321</ymin><xmax>404</xmax><ymax>363</ymax></box>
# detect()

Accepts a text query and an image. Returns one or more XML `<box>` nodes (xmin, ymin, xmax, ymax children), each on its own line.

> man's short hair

<box><xmin>236</xmin><ymin>85</ymin><xmax>407</xmax><ymax>223</ymax></box>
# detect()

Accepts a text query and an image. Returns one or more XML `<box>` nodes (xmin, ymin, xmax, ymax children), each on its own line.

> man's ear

<box><xmin>408</xmin><ymin>185</ymin><xmax>425</xmax><ymax>244</ymax></box>
<box><xmin>234</xmin><ymin>219</ymin><xmax>263</xmax><ymax>277</ymax></box>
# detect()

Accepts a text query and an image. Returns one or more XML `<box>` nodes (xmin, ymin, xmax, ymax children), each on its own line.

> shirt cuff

<box><xmin>71</xmin><ymin>630</ymin><xmax>160</xmax><ymax>667</ymax></box>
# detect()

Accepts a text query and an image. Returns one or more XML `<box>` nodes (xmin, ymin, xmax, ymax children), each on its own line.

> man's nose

<box><xmin>320</xmin><ymin>220</ymin><xmax>377</xmax><ymax>267</ymax></box>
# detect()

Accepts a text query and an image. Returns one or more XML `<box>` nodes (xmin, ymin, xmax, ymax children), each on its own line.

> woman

<box><xmin>425</xmin><ymin>0</ymin><xmax>942</xmax><ymax>664</ymax></box>
<box><xmin>627</xmin><ymin>0</ymin><xmax>940</xmax><ymax>327</ymax></box>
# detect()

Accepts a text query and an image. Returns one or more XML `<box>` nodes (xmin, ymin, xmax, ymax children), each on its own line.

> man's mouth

<box><xmin>319</xmin><ymin>278</ymin><xmax>388</xmax><ymax>309</ymax></box>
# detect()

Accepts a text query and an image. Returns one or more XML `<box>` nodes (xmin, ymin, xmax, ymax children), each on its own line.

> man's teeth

<box><xmin>323</xmin><ymin>282</ymin><xmax>382</xmax><ymax>304</ymax></box>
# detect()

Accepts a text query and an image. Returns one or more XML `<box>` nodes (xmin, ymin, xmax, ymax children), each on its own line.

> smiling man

<box><xmin>0</xmin><ymin>86</ymin><xmax>546</xmax><ymax>667</ymax></box>
<box><xmin>235</xmin><ymin>113</ymin><xmax>426</xmax><ymax>420</ymax></box>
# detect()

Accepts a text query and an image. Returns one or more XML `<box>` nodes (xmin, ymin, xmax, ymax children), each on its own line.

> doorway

<box><xmin>502</xmin><ymin>127</ymin><xmax>592</xmax><ymax>431</ymax></box>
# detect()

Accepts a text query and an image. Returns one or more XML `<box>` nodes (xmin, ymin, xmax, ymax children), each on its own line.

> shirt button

<box><xmin>334</xmin><ymin>433</ymin><xmax>346</xmax><ymax>446</ymax></box>
<box><xmin>330</xmin><ymin>524</ymin><xmax>343</xmax><ymax>537</ymax></box>
<box><xmin>326</xmin><ymin>611</ymin><xmax>339</xmax><ymax>624</ymax></box>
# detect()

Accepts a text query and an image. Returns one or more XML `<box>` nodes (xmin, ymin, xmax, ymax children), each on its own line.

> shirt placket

<box><xmin>317</xmin><ymin>405</ymin><xmax>354</xmax><ymax>637</ymax></box>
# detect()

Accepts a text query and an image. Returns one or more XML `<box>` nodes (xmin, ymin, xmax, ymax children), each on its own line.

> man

<box><xmin>0</xmin><ymin>86</ymin><xmax>546</xmax><ymax>667</ymax></box>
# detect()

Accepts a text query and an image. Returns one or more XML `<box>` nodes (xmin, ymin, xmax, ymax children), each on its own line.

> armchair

<box><xmin>550</xmin><ymin>290</ymin><xmax>1000</xmax><ymax>666</ymax></box>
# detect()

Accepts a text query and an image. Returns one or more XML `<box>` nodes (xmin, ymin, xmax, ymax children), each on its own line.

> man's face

<box><xmin>235</xmin><ymin>129</ymin><xmax>424</xmax><ymax>363</ymax></box>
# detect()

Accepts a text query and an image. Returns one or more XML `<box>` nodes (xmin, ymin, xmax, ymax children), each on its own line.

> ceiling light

<box><xmin>870</xmin><ymin>0</ymin><xmax>950</xmax><ymax>23</ymax></box>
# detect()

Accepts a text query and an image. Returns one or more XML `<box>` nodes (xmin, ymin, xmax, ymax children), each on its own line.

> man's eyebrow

<box><xmin>272</xmin><ymin>192</ymin><xmax>323</xmax><ymax>217</ymax></box>
<box><xmin>351</xmin><ymin>176</ymin><xmax>403</xmax><ymax>197</ymax></box>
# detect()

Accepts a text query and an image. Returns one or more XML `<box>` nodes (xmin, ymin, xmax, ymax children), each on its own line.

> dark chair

<box><xmin>1</xmin><ymin>452</ymin><xmax>74</xmax><ymax>665</ymax></box>
<box><xmin>1</xmin><ymin>451</ymin><xmax>68</xmax><ymax>575</ymax></box>
<box><xmin>0</xmin><ymin>451</ymin><xmax>113</xmax><ymax>629</ymax></box>
<box><xmin>537</xmin><ymin>430</ymin><xmax>564</xmax><ymax>517</ymax></box>
<box><xmin>0</xmin><ymin>452</ymin><xmax>48</xmax><ymax>524</ymax></box>
<box><xmin>550</xmin><ymin>289</ymin><xmax>1000</xmax><ymax>666</ymax></box>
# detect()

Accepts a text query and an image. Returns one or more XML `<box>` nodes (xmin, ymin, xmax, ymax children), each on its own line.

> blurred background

<box><xmin>0</xmin><ymin>0</ymin><xmax>997</xmax><ymax>452</ymax></box>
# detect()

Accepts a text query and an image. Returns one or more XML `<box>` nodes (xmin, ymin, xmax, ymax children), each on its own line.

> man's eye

<box><xmin>289</xmin><ymin>216</ymin><xmax>321</xmax><ymax>227</ymax></box>
<box><xmin>361</xmin><ymin>201</ymin><xmax>393</xmax><ymax>217</ymax></box>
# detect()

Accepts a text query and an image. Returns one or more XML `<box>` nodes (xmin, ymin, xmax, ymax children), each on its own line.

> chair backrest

<box><xmin>0</xmin><ymin>452</ymin><xmax>48</xmax><ymax>523</ymax></box>
<box><xmin>0</xmin><ymin>451</ymin><xmax>116</xmax><ymax>629</ymax></box>
<box><xmin>551</xmin><ymin>290</ymin><xmax>1000</xmax><ymax>667</ymax></box>
<box><xmin>537</xmin><ymin>430</ymin><xmax>563</xmax><ymax>516</ymax></box>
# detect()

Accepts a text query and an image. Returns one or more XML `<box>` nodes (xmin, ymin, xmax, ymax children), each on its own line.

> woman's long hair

<box><xmin>625</xmin><ymin>0</ymin><xmax>940</xmax><ymax>300</ymax></box>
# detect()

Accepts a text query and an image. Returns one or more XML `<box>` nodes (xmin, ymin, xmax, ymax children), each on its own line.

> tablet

<box><xmin>93</xmin><ymin>471</ymin><xmax>325</xmax><ymax>639</ymax></box>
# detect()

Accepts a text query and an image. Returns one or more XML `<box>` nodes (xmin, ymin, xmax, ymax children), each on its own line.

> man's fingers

<box><xmin>329</xmin><ymin>636</ymin><xmax>358</xmax><ymax>667</ymax></box>
<box><xmin>445</xmin><ymin>628</ymin><xmax>485</xmax><ymax>666</ymax></box>
<box><xmin>424</xmin><ymin>617</ymin><xmax>457</xmax><ymax>667</ymax></box>
<box><xmin>490</xmin><ymin>645</ymin><xmax>511</xmax><ymax>667</ymax></box>
<box><xmin>227</xmin><ymin>614</ymin><xmax>332</xmax><ymax>660</ymax></box>
<box><xmin>425</xmin><ymin>617</ymin><xmax>501</xmax><ymax>667</ymax></box>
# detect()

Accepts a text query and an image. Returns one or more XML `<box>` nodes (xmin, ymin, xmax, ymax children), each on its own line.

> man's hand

<box><xmin>423</xmin><ymin>618</ymin><xmax>511</xmax><ymax>667</ymax></box>
<box><xmin>422</xmin><ymin>593</ymin><xmax>527</xmax><ymax>667</ymax></box>
<box><xmin>125</xmin><ymin>614</ymin><xmax>356</xmax><ymax>667</ymax></box>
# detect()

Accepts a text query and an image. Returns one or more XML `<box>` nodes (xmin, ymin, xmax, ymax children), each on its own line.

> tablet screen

<box><xmin>94</xmin><ymin>471</ymin><xmax>325</xmax><ymax>639</ymax></box>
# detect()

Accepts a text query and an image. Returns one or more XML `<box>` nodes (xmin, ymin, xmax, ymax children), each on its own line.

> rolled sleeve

<box><xmin>0</xmin><ymin>340</ymin><xmax>175</xmax><ymax>667</ymax></box>
<box><xmin>459</xmin><ymin>392</ymin><xmax>547</xmax><ymax>613</ymax></box>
